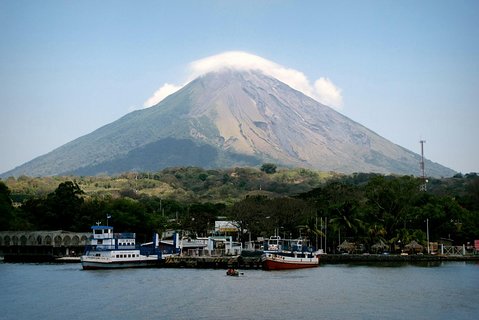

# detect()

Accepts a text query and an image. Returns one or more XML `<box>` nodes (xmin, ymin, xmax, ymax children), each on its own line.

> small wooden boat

<box><xmin>226</xmin><ymin>268</ymin><xmax>244</xmax><ymax>276</ymax></box>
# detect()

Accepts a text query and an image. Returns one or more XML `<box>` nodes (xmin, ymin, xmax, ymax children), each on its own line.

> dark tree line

<box><xmin>0</xmin><ymin>180</ymin><xmax>225</xmax><ymax>243</ymax></box>
<box><xmin>1</xmin><ymin>173</ymin><xmax>478</xmax><ymax>251</ymax></box>
<box><xmin>228</xmin><ymin>175</ymin><xmax>479</xmax><ymax>252</ymax></box>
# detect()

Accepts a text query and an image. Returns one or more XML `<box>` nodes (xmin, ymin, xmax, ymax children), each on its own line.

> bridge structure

<box><xmin>0</xmin><ymin>230</ymin><xmax>90</xmax><ymax>262</ymax></box>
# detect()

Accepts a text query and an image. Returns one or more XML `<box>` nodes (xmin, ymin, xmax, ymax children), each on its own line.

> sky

<box><xmin>1</xmin><ymin>0</ymin><xmax>478</xmax><ymax>175</ymax></box>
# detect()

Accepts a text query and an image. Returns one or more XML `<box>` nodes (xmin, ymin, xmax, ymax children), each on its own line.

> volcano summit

<box><xmin>2</xmin><ymin>69</ymin><xmax>454</xmax><ymax>177</ymax></box>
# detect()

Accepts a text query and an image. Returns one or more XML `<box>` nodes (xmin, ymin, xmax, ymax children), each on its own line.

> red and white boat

<box><xmin>261</xmin><ymin>236</ymin><xmax>319</xmax><ymax>270</ymax></box>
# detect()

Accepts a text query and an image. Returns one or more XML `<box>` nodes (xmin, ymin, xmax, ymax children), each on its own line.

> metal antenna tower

<box><xmin>419</xmin><ymin>140</ymin><xmax>427</xmax><ymax>191</ymax></box>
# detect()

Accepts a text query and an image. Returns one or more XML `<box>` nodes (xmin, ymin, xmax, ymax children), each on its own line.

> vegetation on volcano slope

<box><xmin>1</xmin><ymin>168</ymin><xmax>478</xmax><ymax>251</ymax></box>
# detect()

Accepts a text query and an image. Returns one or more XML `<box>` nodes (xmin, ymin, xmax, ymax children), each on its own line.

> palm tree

<box><xmin>329</xmin><ymin>200</ymin><xmax>363</xmax><ymax>241</ymax></box>
<box><xmin>390</xmin><ymin>228</ymin><xmax>412</xmax><ymax>253</ymax></box>
<box><xmin>365</xmin><ymin>223</ymin><xmax>387</xmax><ymax>252</ymax></box>
<box><xmin>297</xmin><ymin>216</ymin><xmax>325</xmax><ymax>249</ymax></box>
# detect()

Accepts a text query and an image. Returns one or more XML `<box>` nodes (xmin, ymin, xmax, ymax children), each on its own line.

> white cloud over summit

<box><xmin>144</xmin><ymin>51</ymin><xmax>343</xmax><ymax>109</ymax></box>
<box><xmin>143</xmin><ymin>83</ymin><xmax>183</xmax><ymax>109</ymax></box>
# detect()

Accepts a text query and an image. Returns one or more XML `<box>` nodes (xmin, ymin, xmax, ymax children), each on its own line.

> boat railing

<box><xmin>263</xmin><ymin>238</ymin><xmax>315</xmax><ymax>253</ymax></box>
<box><xmin>179</xmin><ymin>248</ymin><xmax>241</xmax><ymax>257</ymax></box>
<box><xmin>88</xmin><ymin>232</ymin><xmax>136</xmax><ymax>241</ymax></box>
<box><xmin>84</xmin><ymin>244</ymin><xmax>137</xmax><ymax>251</ymax></box>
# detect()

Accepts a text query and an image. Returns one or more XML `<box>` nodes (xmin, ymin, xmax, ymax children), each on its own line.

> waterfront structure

<box><xmin>0</xmin><ymin>230</ymin><xmax>89</xmax><ymax>261</ymax></box>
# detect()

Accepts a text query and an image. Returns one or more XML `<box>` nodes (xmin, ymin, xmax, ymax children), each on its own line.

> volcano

<box><xmin>2</xmin><ymin>69</ymin><xmax>455</xmax><ymax>177</ymax></box>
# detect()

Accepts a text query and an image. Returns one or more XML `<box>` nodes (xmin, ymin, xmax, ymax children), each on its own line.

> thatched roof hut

<box><xmin>405</xmin><ymin>240</ymin><xmax>424</xmax><ymax>253</ymax></box>
<box><xmin>371</xmin><ymin>240</ymin><xmax>389</xmax><ymax>253</ymax></box>
<box><xmin>338</xmin><ymin>240</ymin><xmax>356</xmax><ymax>253</ymax></box>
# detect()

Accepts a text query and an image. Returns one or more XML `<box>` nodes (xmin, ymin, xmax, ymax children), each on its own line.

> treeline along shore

<box><xmin>1</xmin><ymin>168</ymin><xmax>478</xmax><ymax>260</ymax></box>
<box><xmin>318</xmin><ymin>253</ymin><xmax>479</xmax><ymax>264</ymax></box>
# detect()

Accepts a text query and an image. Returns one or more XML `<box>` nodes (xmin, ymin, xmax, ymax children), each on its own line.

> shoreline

<box><xmin>2</xmin><ymin>253</ymin><xmax>478</xmax><ymax>266</ymax></box>
<box><xmin>318</xmin><ymin>253</ymin><xmax>479</xmax><ymax>264</ymax></box>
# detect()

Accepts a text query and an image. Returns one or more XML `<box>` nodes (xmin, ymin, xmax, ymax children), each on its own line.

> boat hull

<box><xmin>262</xmin><ymin>253</ymin><xmax>319</xmax><ymax>270</ymax></box>
<box><xmin>81</xmin><ymin>252</ymin><xmax>161</xmax><ymax>270</ymax></box>
<box><xmin>81</xmin><ymin>257</ymin><xmax>161</xmax><ymax>270</ymax></box>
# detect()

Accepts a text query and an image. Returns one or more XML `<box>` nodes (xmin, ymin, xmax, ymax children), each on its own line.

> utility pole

<box><xmin>420</xmin><ymin>140</ymin><xmax>427</xmax><ymax>191</ymax></box>
<box><xmin>426</xmin><ymin>218</ymin><xmax>430</xmax><ymax>254</ymax></box>
<box><xmin>325</xmin><ymin>217</ymin><xmax>327</xmax><ymax>254</ymax></box>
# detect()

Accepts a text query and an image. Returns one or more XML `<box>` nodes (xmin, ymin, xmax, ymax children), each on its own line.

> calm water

<box><xmin>0</xmin><ymin>261</ymin><xmax>478</xmax><ymax>320</ymax></box>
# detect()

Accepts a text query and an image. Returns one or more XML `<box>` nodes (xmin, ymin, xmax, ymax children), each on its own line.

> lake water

<box><xmin>0</xmin><ymin>261</ymin><xmax>478</xmax><ymax>320</ymax></box>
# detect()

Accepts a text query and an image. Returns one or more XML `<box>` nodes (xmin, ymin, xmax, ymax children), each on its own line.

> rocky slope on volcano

<box><xmin>2</xmin><ymin>69</ymin><xmax>455</xmax><ymax>178</ymax></box>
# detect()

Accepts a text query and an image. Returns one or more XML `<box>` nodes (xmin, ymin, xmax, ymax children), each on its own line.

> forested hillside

<box><xmin>1</xmin><ymin>167</ymin><xmax>478</xmax><ymax>252</ymax></box>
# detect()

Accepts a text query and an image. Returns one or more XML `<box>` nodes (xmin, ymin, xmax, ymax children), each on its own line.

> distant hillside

<box><xmin>3</xmin><ymin>167</ymin><xmax>337</xmax><ymax>204</ymax></box>
<box><xmin>1</xmin><ymin>69</ymin><xmax>455</xmax><ymax>178</ymax></box>
<box><xmin>4</xmin><ymin>168</ymin><xmax>475</xmax><ymax>206</ymax></box>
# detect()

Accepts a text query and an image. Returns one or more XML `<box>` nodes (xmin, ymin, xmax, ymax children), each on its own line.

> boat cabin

<box><xmin>89</xmin><ymin>226</ymin><xmax>136</xmax><ymax>250</ymax></box>
<box><xmin>263</xmin><ymin>236</ymin><xmax>313</xmax><ymax>253</ymax></box>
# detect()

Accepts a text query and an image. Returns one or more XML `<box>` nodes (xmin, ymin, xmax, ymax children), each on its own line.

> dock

<box><xmin>164</xmin><ymin>253</ymin><xmax>263</xmax><ymax>269</ymax></box>
<box><xmin>318</xmin><ymin>253</ymin><xmax>479</xmax><ymax>264</ymax></box>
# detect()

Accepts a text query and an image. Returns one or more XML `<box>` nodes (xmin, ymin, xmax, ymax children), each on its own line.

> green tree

<box><xmin>364</xmin><ymin>223</ymin><xmax>387</xmax><ymax>250</ymax></box>
<box><xmin>77</xmin><ymin>197</ymin><xmax>109</xmax><ymax>231</ymax></box>
<box><xmin>260</xmin><ymin>163</ymin><xmax>277</xmax><ymax>174</ymax></box>
<box><xmin>146</xmin><ymin>211</ymin><xmax>169</xmax><ymax>238</ymax></box>
<box><xmin>364</xmin><ymin>176</ymin><xmax>421</xmax><ymax>240</ymax></box>
<box><xmin>390</xmin><ymin>228</ymin><xmax>412</xmax><ymax>252</ymax></box>
<box><xmin>0</xmin><ymin>181</ymin><xmax>14</xmax><ymax>230</ymax></box>
<box><xmin>266</xmin><ymin>197</ymin><xmax>310</xmax><ymax>239</ymax></box>
<box><xmin>462</xmin><ymin>174</ymin><xmax>479</xmax><ymax>211</ymax></box>
<box><xmin>182</xmin><ymin>203</ymin><xmax>223</xmax><ymax>237</ymax></box>
<box><xmin>45</xmin><ymin>181</ymin><xmax>84</xmax><ymax>231</ymax></box>
<box><xmin>229</xmin><ymin>195</ymin><xmax>269</xmax><ymax>245</ymax></box>
<box><xmin>415</xmin><ymin>193</ymin><xmax>471</xmax><ymax>243</ymax></box>
<box><xmin>323</xmin><ymin>182</ymin><xmax>364</xmax><ymax>244</ymax></box>
<box><xmin>297</xmin><ymin>216</ymin><xmax>324</xmax><ymax>249</ymax></box>
<box><xmin>297</xmin><ymin>181</ymin><xmax>365</xmax><ymax>252</ymax></box>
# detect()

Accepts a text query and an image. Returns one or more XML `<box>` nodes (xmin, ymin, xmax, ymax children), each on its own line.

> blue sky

<box><xmin>1</xmin><ymin>0</ymin><xmax>478</xmax><ymax>175</ymax></box>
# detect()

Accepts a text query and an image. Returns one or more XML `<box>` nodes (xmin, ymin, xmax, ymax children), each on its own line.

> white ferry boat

<box><xmin>81</xmin><ymin>225</ymin><xmax>164</xmax><ymax>270</ymax></box>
